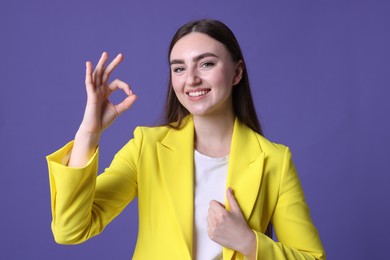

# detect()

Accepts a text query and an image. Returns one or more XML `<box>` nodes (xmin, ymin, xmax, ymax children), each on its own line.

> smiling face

<box><xmin>169</xmin><ymin>32</ymin><xmax>242</xmax><ymax>118</ymax></box>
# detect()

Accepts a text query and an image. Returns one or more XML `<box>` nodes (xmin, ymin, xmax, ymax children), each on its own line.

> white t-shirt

<box><xmin>194</xmin><ymin>150</ymin><xmax>229</xmax><ymax>260</ymax></box>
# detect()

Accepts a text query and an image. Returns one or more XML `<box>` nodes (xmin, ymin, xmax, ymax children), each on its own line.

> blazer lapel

<box><xmin>224</xmin><ymin>119</ymin><xmax>264</xmax><ymax>260</ymax></box>
<box><xmin>157</xmin><ymin>116</ymin><xmax>195</xmax><ymax>258</ymax></box>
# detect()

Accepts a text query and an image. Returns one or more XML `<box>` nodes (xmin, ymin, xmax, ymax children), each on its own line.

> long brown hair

<box><xmin>163</xmin><ymin>19</ymin><xmax>263</xmax><ymax>135</ymax></box>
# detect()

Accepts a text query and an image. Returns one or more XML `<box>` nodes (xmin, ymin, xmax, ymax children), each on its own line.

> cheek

<box><xmin>171</xmin><ymin>85</ymin><xmax>181</xmax><ymax>98</ymax></box>
<box><xmin>171</xmin><ymin>76</ymin><xmax>183</xmax><ymax>92</ymax></box>
<box><xmin>171</xmin><ymin>80</ymin><xmax>186</xmax><ymax>102</ymax></box>
<box><xmin>213</xmin><ymin>66</ymin><xmax>236</xmax><ymax>86</ymax></box>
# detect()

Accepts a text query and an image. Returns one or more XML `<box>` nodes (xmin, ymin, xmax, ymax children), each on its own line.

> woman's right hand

<box><xmin>69</xmin><ymin>52</ymin><xmax>137</xmax><ymax>167</ymax></box>
<box><xmin>80</xmin><ymin>52</ymin><xmax>137</xmax><ymax>135</ymax></box>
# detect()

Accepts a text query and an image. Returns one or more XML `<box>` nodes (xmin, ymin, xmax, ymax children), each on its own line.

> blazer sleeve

<box><xmin>46</xmin><ymin>128</ymin><xmax>143</xmax><ymax>244</ymax></box>
<box><xmin>252</xmin><ymin>147</ymin><xmax>326</xmax><ymax>260</ymax></box>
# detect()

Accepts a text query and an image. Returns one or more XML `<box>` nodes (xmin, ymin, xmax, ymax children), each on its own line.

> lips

<box><xmin>187</xmin><ymin>89</ymin><xmax>210</xmax><ymax>97</ymax></box>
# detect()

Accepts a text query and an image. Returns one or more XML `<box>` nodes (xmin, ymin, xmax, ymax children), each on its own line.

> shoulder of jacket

<box><xmin>255</xmin><ymin>133</ymin><xmax>290</xmax><ymax>156</ymax></box>
<box><xmin>133</xmin><ymin>125</ymin><xmax>172</xmax><ymax>141</ymax></box>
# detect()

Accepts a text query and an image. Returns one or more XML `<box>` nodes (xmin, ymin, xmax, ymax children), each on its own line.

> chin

<box><xmin>182</xmin><ymin>104</ymin><xmax>208</xmax><ymax>115</ymax></box>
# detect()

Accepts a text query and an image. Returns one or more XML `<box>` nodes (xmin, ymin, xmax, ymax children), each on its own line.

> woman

<box><xmin>47</xmin><ymin>19</ymin><xmax>325</xmax><ymax>259</ymax></box>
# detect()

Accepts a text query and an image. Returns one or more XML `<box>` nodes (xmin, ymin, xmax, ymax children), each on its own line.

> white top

<box><xmin>194</xmin><ymin>150</ymin><xmax>229</xmax><ymax>260</ymax></box>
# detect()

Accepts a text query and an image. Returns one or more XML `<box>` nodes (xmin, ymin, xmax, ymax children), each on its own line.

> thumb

<box><xmin>226</xmin><ymin>187</ymin><xmax>241</xmax><ymax>213</ymax></box>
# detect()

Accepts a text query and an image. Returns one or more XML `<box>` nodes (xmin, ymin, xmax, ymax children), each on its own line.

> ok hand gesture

<box><xmin>80</xmin><ymin>52</ymin><xmax>137</xmax><ymax>135</ymax></box>
<box><xmin>69</xmin><ymin>52</ymin><xmax>137</xmax><ymax>168</ymax></box>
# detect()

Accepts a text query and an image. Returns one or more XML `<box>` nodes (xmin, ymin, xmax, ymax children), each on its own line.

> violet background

<box><xmin>1</xmin><ymin>0</ymin><xmax>389</xmax><ymax>259</ymax></box>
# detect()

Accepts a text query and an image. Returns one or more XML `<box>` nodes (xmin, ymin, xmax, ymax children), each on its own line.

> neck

<box><xmin>193</xmin><ymin>111</ymin><xmax>235</xmax><ymax>158</ymax></box>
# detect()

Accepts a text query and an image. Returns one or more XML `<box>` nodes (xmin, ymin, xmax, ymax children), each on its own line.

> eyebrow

<box><xmin>170</xmin><ymin>52</ymin><xmax>218</xmax><ymax>65</ymax></box>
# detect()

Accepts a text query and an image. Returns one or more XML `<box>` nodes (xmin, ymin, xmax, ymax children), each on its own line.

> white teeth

<box><xmin>188</xmin><ymin>90</ymin><xmax>209</xmax><ymax>97</ymax></box>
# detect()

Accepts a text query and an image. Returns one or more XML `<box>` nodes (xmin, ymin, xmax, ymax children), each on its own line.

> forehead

<box><xmin>170</xmin><ymin>32</ymin><xmax>229</xmax><ymax>60</ymax></box>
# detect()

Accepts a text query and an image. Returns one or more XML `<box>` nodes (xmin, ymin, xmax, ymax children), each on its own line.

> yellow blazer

<box><xmin>47</xmin><ymin>116</ymin><xmax>325</xmax><ymax>259</ymax></box>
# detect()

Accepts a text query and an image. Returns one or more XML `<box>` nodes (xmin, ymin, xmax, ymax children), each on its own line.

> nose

<box><xmin>186</xmin><ymin>68</ymin><xmax>201</xmax><ymax>87</ymax></box>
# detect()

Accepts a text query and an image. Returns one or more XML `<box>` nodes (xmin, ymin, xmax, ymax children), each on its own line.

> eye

<box><xmin>172</xmin><ymin>67</ymin><xmax>185</xmax><ymax>73</ymax></box>
<box><xmin>201</xmin><ymin>61</ymin><xmax>215</xmax><ymax>68</ymax></box>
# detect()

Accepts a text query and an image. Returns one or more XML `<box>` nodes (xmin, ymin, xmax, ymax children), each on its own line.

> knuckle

<box><xmin>219</xmin><ymin>211</ymin><xmax>227</xmax><ymax>220</ymax></box>
<box><xmin>208</xmin><ymin>229</ymin><xmax>216</xmax><ymax>240</ymax></box>
<box><xmin>112</xmin><ymin>78</ymin><xmax>121</xmax><ymax>84</ymax></box>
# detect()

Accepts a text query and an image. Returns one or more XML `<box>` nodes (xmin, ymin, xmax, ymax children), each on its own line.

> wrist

<box><xmin>75</xmin><ymin>127</ymin><xmax>101</xmax><ymax>145</ymax></box>
<box><xmin>68</xmin><ymin>130</ymin><xmax>100</xmax><ymax>168</ymax></box>
<box><xmin>73</xmin><ymin>128</ymin><xmax>101</xmax><ymax>154</ymax></box>
<box><xmin>240</xmin><ymin>229</ymin><xmax>257</xmax><ymax>259</ymax></box>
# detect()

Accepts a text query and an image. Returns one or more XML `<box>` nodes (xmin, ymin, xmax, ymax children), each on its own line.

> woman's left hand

<box><xmin>208</xmin><ymin>187</ymin><xmax>256</xmax><ymax>259</ymax></box>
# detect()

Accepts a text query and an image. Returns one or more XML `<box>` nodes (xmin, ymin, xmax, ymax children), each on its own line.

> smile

<box><xmin>187</xmin><ymin>90</ymin><xmax>210</xmax><ymax>97</ymax></box>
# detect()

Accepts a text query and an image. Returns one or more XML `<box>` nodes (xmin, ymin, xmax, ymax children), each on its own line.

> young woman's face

<box><xmin>169</xmin><ymin>32</ymin><xmax>242</xmax><ymax>117</ymax></box>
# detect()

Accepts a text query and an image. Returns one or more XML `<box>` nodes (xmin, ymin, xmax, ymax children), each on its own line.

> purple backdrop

<box><xmin>1</xmin><ymin>0</ymin><xmax>389</xmax><ymax>259</ymax></box>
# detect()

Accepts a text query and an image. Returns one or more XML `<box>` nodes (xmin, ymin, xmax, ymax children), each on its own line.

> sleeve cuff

<box><xmin>46</xmin><ymin>140</ymin><xmax>98</xmax><ymax>169</ymax></box>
